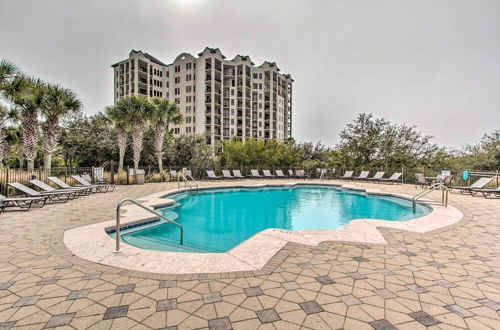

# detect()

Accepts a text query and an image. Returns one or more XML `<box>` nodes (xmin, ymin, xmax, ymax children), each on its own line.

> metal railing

<box><xmin>412</xmin><ymin>182</ymin><xmax>449</xmax><ymax>213</ymax></box>
<box><xmin>115</xmin><ymin>198</ymin><xmax>183</xmax><ymax>252</ymax></box>
<box><xmin>177</xmin><ymin>172</ymin><xmax>199</xmax><ymax>191</ymax></box>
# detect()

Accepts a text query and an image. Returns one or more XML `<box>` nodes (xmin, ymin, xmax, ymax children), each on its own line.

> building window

<box><xmin>174</xmin><ymin>65</ymin><xmax>180</xmax><ymax>73</ymax></box>
<box><xmin>186</xmin><ymin>85</ymin><xmax>192</xmax><ymax>93</ymax></box>
<box><xmin>175</xmin><ymin>77</ymin><xmax>180</xmax><ymax>84</ymax></box>
<box><xmin>186</xmin><ymin>74</ymin><xmax>192</xmax><ymax>81</ymax></box>
<box><xmin>186</xmin><ymin>62</ymin><xmax>192</xmax><ymax>70</ymax></box>
<box><xmin>174</xmin><ymin>88</ymin><xmax>180</xmax><ymax>95</ymax></box>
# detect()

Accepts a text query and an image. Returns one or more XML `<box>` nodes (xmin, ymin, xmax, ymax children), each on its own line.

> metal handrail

<box><xmin>177</xmin><ymin>172</ymin><xmax>199</xmax><ymax>190</ymax></box>
<box><xmin>412</xmin><ymin>182</ymin><xmax>449</xmax><ymax>213</ymax></box>
<box><xmin>115</xmin><ymin>198</ymin><xmax>183</xmax><ymax>252</ymax></box>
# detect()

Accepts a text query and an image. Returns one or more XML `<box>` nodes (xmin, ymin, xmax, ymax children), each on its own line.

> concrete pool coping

<box><xmin>64</xmin><ymin>182</ymin><xmax>464</xmax><ymax>275</ymax></box>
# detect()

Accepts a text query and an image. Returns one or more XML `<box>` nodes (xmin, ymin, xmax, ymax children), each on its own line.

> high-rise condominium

<box><xmin>112</xmin><ymin>47</ymin><xmax>293</xmax><ymax>145</ymax></box>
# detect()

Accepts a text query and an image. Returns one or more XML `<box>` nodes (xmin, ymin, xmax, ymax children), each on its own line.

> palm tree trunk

<box><xmin>154</xmin><ymin>125</ymin><xmax>166</xmax><ymax>173</ymax></box>
<box><xmin>44</xmin><ymin>152</ymin><xmax>53</xmax><ymax>174</ymax></box>
<box><xmin>42</xmin><ymin>118</ymin><xmax>59</xmax><ymax>175</ymax></box>
<box><xmin>22</xmin><ymin>111</ymin><xmax>39</xmax><ymax>171</ymax></box>
<box><xmin>131</xmin><ymin>121</ymin><xmax>144</xmax><ymax>174</ymax></box>
<box><xmin>117</xmin><ymin>129</ymin><xmax>127</xmax><ymax>172</ymax></box>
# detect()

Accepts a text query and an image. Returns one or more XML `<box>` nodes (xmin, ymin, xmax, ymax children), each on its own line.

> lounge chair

<box><xmin>81</xmin><ymin>174</ymin><xmax>116</xmax><ymax>191</ymax></box>
<box><xmin>340</xmin><ymin>170</ymin><xmax>353</xmax><ymax>180</ymax></box>
<box><xmin>352</xmin><ymin>171</ymin><xmax>370</xmax><ymax>181</ymax></box>
<box><xmin>295</xmin><ymin>169</ymin><xmax>308</xmax><ymax>179</ymax></box>
<box><xmin>169</xmin><ymin>170</ymin><xmax>178</xmax><ymax>181</ymax></box>
<box><xmin>8</xmin><ymin>182</ymin><xmax>73</xmax><ymax>202</ymax></box>
<box><xmin>366</xmin><ymin>171</ymin><xmax>385</xmax><ymax>182</ymax></box>
<box><xmin>251</xmin><ymin>170</ymin><xmax>263</xmax><ymax>178</ymax></box>
<box><xmin>222</xmin><ymin>170</ymin><xmax>235</xmax><ymax>179</ymax></box>
<box><xmin>206</xmin><ymin>170</ymin><xmax>221</xmax><ymax>180</ymax></box>
<box><xmin>72</xmin><ymin>175</ymin><xmax>115</xmax><ymax>192</ymax></box>
<box><xmin>263</xmin><ymin>170</ymin><xmax>275</xmax><ymax>178</ymax></box>
<box><xmin>470</xmin><ymin>186</ymin><xmax>500</xmax><ymax>198</ymax></box>
<box><xmin>378</xmin><ymin>172</ymin><xmax>403</xmax><ymax>184</ymax></box>
<box><xmin>29</xmin><ymin>179</ymin><xmax>85</xmax><ymax>198</ymax></box>
<box><xmin>185</xmin><ymin>169</ymin><xmax>193</xmax><ymax>178</ymax></box>
<box><xmin>48</xmin><ymin>177</ymin><xmax>93</xmax><ymax>195</ymax></box>
<box><xmin>232</xmin><ymin>169</ymin><xmax>245</xmax><ymax>179</ymax></box>
<box><xmin>0</xmin><ymin>194</ymin><xmax>47</xmax><ymax>213</ymax></box>
<box><xmin>275</xmin><ymin>170</ymin><xmax>288</xmax><ymax>178</ymax></box>
<box><xmin>288</xmin><ymin>169</ymin><xmax>296</xmax><ymax>178</ymax></box>
<box><xmin>449</xmin><ymin>177</ymin><xmax>493</xmax><ymax>194</ymax></box>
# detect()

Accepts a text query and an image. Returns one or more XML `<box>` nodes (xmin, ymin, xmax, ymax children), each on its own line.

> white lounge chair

<box><xmin>378</xmin><ymin>172</ymin><xmax>403</xmax><ymax>184</ymax></box>
<box><xmin>222</xmin><ymin>170</ymin><xmax>235</xmax><ymax>179</ymax></box>
<box><xmin>251</xmin><ymin>170</ymin><xmax>262</xmax><ymax>178</ymax></box>
<box><xmin>206</xmin><ymin>170</ymin><xmax>221</xmax><ymax>180</ymax></box>
<box><xmin>263</xmin><ymin>170</ymin><xmax>275</xmax><ymax>178</ymax></box>
<box><xmin>341</xmin><ymin>171</ymin><xmax>353</xmax><ymax>180</ymax></box>
<box><xmin>275</xmin><ymin>170</ymin><xmax>287</xmax><ymax>178</ymax></box>
<box><xmin>232</xmin><ymin>169</ymin><xmax>245</xmax><ymax>179</ymax></box>
<box><xmin>352</xmin><ymin>171</ymin><xmax>370</xmax><ymax>181</ymax></box>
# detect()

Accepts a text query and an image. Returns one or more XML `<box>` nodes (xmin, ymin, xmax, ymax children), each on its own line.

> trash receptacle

<box><xmin>135</xmin><ymin>169</ymin><xmax>145</xmax><ymax>185</ymax></box>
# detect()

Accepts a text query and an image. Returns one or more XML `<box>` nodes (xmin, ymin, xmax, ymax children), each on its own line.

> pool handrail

<box><xmin>115</xmin><ymin>198</ymin><xmax>183</xmax><ymax>252</ymax></box>
<box><xmin>177</xmin><ymin>171</ymin><xmax>199</xmax><ymax>190</ymax></box>
<box><xmin>412</xmin><ymin>182</ymin><xmax>449</xmax><ymax>213</ymax></box>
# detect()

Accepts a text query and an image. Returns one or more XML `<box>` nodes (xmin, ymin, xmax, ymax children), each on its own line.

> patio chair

<box><xmin>8</xmin><ymin>182</ymin><xmax>73</xmax><ymax>203</ymax></box>
<box><xmin>48</xmin><ymin>177</ymin><xmax>93</xmax><ymax>195</ymax></box>
<box><xmin>28</xmin><ymin>179</ymin><xmax>84</xmax><ymax>198</ymax></box>
<box><xmin>378</xmin><ymin>172</ymin><xmax>403</xmax><ymax>184</ymax></box>
<box><xmin>232</xmin><ymin>169</ymin><xmax>245</xmax><ymax>179</ymax></box>
<box><xmin>340</xmin><ymin>170</ymin><xmax>353</xmax><ymax>180</ymax></box>
<box><xmin>251</xmin><ymin>169</ymin><xmax>263</xmax><ymax>178</ymax></box>
<box><xmin>0</xmin><ymin>194</ymin><xmax>47</xmax><ymax>213</ymax></box>
<box><xmin>206</xmin><ymin>170</ymin><xmax>221</xmax><ymax>180</ymax></box>
<box><xmin>415</xmin><ymin>173</ymin><xmax>427</xmax><ymax>188</ymax></box>
<box><xmin>72</xmin><ymin>175</ymin><xmax>115</xmax><ymax>192</ymax></box>
<box><xmin>449</xmin><ymin>177</ymin><xmax>493</xmax><ymax>194</ymax></box>
<box><xmin>263</xmin><ymin>170</ymin><xmax>275</xmax><ymax>178</ymax></box>
<box><xmin>352</xmin><ymin>171</ymin><xmax>370</xmax><ymax>181</ymax></box>
<box><xmin>275</xmin><ymin>170</ymin><xmax>288</xmax><ymax>178</ymax></box>
<box><xmin>222</xmin><ymin>170</ymin><xmax>235</xmax><ymax>179</ymax></box>
<box><xmin>366</xmin><ymin>172</ymin><xmax>385</xmax><ymax>182</ymax></box>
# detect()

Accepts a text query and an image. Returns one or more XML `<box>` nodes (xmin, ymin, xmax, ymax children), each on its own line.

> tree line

<box><xmin>1</xmin><ymin>60</ymin><xmax>498</xmax><ymax>173</ymax></box>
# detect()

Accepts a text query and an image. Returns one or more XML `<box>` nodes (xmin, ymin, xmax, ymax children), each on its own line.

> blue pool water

<box><xmin>116</xmin><ymin>185</ymin><xmax>430</xmax><ymax>253</ymax></box>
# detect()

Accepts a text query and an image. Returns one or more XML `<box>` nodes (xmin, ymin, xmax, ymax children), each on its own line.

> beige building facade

<box><xmin>112</xmin><ymin>48</ymin><xmax>293</xmax><ymax>145</ymax></box>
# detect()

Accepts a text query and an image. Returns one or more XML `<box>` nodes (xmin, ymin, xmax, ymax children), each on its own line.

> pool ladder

<box><xmin>178</xmin><ymin>172</ymin><xmax>199</xmax><ymax>193</ymax></box>
<box><xmin>115</xmin><ymin>198</ymin><xmax>183</xmax><ymax>252</ymax></box>
<box><xmin>412</xmin><ymin>182</ymin><xmax>449</xmax><ymax>213</ymax></box>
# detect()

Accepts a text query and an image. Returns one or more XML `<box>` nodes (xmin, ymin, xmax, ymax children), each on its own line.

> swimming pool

<box><xmin>113</xmin><ymin>185</ymin><xmax>430</xmax><ymax>253</ymax></box>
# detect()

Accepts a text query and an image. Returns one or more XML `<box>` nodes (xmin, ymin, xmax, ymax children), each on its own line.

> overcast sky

<box><xmin>1</xmin><ymin>0</ymin><xmax>499</xmax><ymax>148</ymax></box>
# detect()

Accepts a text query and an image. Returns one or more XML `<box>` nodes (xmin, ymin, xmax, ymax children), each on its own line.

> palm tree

<box><xmin>106</xmin><ymin>104</ymin><xmax>130</xmax><ymax>172</ymax></box>
<box><xmin>115</xmin><ymin>95</ymin><xmax>153</xmax><ymax>173</ymax></box>
<box><xmin>2</xmin><ymin>76</ymin><xmax>44</xmax><ymax>171</ymax></box>
<box><xmin>0</xmin><ymin>59</ymin><xmax>19</xmax><ymax>88</ymax></box>
<box><xmin>40</xmin><ymin>84</ymin><xmax>82</xmax><ymax>173</ymax></box>
<box><xmin>149</xmin><ymin>98</ymin><xmax>183</xmax><ymax>173</ymax></box>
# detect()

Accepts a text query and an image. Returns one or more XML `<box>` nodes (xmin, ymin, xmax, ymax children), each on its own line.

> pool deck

<box><xmin>64</xmin><ymin>182</ymin><xmax>463</xmax><ymax>275</ymax></box>
<box><xmin>1</xmin><ymin>180</ymin><xmax>499</xmax><ymax>329</ymax></box>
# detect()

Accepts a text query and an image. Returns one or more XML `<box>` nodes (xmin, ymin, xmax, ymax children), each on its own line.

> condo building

<box><xmin>111</xmin><ymin>47</ymin><xmax>293</xmax><ymax>145</ymax></box>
